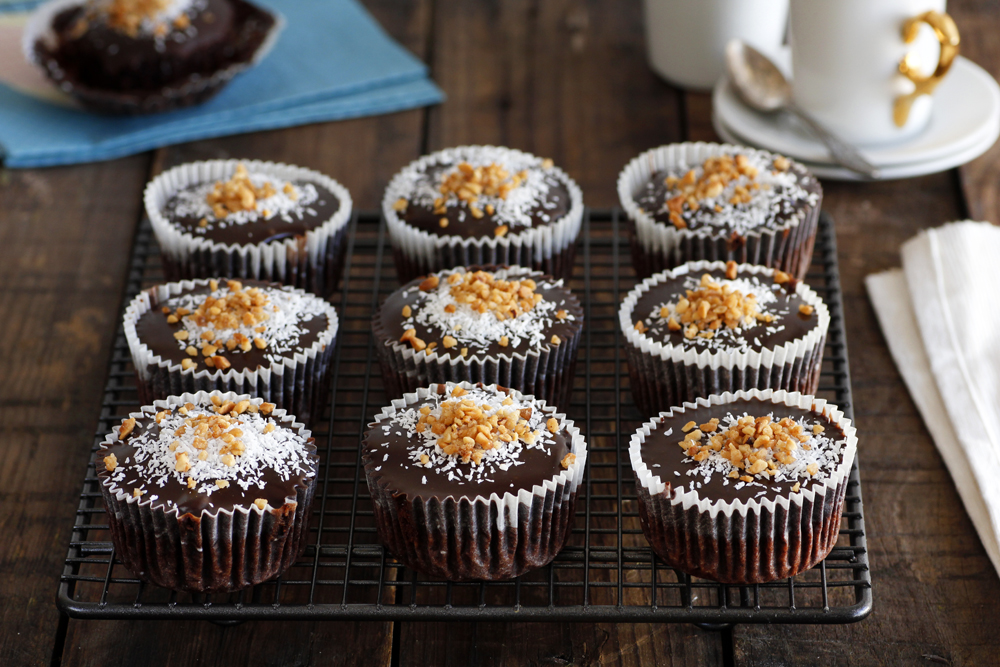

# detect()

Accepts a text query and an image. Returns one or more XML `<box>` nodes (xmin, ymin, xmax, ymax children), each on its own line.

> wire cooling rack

<box><xmin>57</xmin><ymin>209</ymin><xmax>871</xmax><ymax>624</ymax></box>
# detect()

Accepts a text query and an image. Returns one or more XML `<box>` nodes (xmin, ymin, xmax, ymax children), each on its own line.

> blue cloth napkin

<box><xmin>0</xmin><ymin>0</ymin><xmax>443</xmax><ymax>168</ymax></box>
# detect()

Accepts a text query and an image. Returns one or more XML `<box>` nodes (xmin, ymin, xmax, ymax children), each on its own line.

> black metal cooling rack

<box><xmin>57</xmin><ymin>209</ymin><xmax>871</xmax><ymax>624</ymax></box>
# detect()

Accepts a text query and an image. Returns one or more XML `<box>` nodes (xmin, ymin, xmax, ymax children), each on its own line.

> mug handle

<box><xmin>893</xmin><ymin>10</ymin><xmax>960</xmax><ymax>128</ymax></box>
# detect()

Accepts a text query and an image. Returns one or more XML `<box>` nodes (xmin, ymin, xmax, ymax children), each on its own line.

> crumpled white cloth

<box><xmin>866</xmin><ymin>221</ymin><xmax>1000</xmax><ymax>577</ymax></box>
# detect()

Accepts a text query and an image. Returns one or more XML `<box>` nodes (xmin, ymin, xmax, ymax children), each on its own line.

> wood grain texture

<box><xmin>0</xmin><ymin>156</ymin><xmax>151</xmax><ymax>667</ymax></box>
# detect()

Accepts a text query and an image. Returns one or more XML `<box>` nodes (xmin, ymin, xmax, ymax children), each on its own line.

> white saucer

<box><xmin>714</xmin><ymin>110</ymin><xmax>1000</xmax><ymax>181</ymax></box>
<box><xmin>712</xmin><ymin>49</ymin><xmax>1000</xmax><ymax>173</ymax></box>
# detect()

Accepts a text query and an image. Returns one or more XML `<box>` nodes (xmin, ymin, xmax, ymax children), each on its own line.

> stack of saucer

<box><xmin>713</xmin><ymin>49</ymin><xmax>1000</xmax><ymax>181</ymax></box>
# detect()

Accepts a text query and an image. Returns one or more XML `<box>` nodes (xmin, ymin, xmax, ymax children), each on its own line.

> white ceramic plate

<box><xmin>713</xmin><ymin>110</ymin><xmax>1000</xmax><ymax>181</ymax></box>
<box><xmin>713</xmin><ymin>50</ymin><xmax>1000</xmax><ymax>168</ymax></box>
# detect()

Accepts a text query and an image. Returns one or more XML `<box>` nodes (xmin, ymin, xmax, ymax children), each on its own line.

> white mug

<box><xmin>643</xmin><ymin>0</ymin><xmax>789</xmax><ymax>91</ymax></box>
<box><xmin>790</xmin><ymin>0</ymin><xmax>960</xmax><ymax>146</ymax></box>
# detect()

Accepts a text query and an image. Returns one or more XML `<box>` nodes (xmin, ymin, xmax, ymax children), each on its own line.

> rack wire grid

<box><xmin>57</xmin><ymin>208</ymin><xmax>872</xmax><ymax>624</ymax></box>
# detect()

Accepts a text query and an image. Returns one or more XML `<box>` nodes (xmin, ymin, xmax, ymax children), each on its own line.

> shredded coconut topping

<box><xmin>160</xmin><ymin>279</ymin><xmax>327</xmax><ymax>371</ymax></box>
<box><xmin>638</xmin><ymin>272</ymin><xmax>793</xmax><ymax>352</ymax></box>
<box><xmin>106</xmin><ymin>399</ymin><xmax>313</xmax><ymax>504</ymax></box>
<box><xmin>388</xmin><ymin>385</ymin><xmax>563</xmax><ymax>485</ymax></box>
<box><xmin>669</xmin><ymin>411</ymin><xmax>844</xmax><ymax>492</ymax></box>
<box><xmin>391</xmin><ymin>147</ymin><xmax>565</xmax><ymax>230</ymax></box>
<box><xmin>168</xmin><ymin>165</ymin><xmax>321</xmax><ymax>231</ymax></box>
<box><xmin>399</xmin><ymin>268</ymin><xmax>574</xmax><ymax>354</ymax></box>
<box><xmin>640</xmin><ymin>151</ymin><xmax>819</xmax><ymax>235</ymax></box>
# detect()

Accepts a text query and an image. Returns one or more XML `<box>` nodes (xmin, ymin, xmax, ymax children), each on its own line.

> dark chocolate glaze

<box><xmin>364</xmin><ymin>385</ymin><xmax>573</xmax><ymax>500</ymax></box>
<box><xmin>162</xmin><ymin>180</ymin><xmax>340</xmax><ymax>246</ymax></box>
<box><xmin>640</xmin><ymin>398</ymin><xmax>846</xmax><ymax>504</ymax></box>
<box><xmin>377</xmin><ymin>268</ymin><xmax>583</xmax><ymax>359</ymax></box>
<box><xmin>401</xmin><ymin>164</ymin><xmax>571</xmax><ymax>239</ymax></box>
<box><xmin>41</xmin><ymin>0</ymin><xmax>239</xmax><ymax>91</ymax></box>
<box><xmin>635</xmin><ymin>156</ymin><xmax>821</xmax><ymax>234</ymax></box>
<box><xmin>97</xmin><ymin>409</ymin><xmax>318</xmax><ymax>516</ymax></box>
<box><xmin>632</xmin><ymin>269</ymin><xmax>818</xmax><ymax>354</ymax></box>
<box><xmin>134</xmin><ymin>279</ymin><xmax>329</xmax><ymax>373</ymax></box>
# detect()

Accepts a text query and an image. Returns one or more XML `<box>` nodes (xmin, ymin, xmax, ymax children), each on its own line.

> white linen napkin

<box><xmin>866</xmin><ymin>221</ymin><xmax>1000</xmax><ymax>577</ymax></box>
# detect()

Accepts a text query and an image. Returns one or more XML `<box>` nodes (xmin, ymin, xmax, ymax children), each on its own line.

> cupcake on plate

<box><xmin>373</xmin><ymin>266</ymin><xmax>584</xmax><ymax>409</ymax></box>
<box><xmin>618</xmin><ymin>143</ymin><xmax>822</xmax><ymax>280</ymax></box>
<box><xmin>124</xmin><ymin>278</ymin><xmax>338</xmax><ymax>426</ymax></box>
<box><xmin>97</xmin><ymin>391</ymin><xmax>318</xmax><ymax>592</ymax></box>
<box><xmin>383</xmin><ymin>146</ymin><xmax>584</xmax><ymax>283</ymax></box>
<box><xmin>145</xmin><ymin>159</ymin><xmax>352</xmax><ymax>297</ymax></box>
<box><xmin>26</xmin><ymin>0</ymin><xmax>281</xmax><ymax>114</ymax></box>
<box><xmin>629</xmin><ymin>389</ymin><xmax>857</xmax><ymax>584</ymax></box>
<box><xmin>620</xmin><ymin>260</ymin><xmax>828</xmax><ymax>417</ymax></box>
<box><xmin>363</xmin><ymin>382</ymin><xmax>588</xmax><ymax>581</ymax></box>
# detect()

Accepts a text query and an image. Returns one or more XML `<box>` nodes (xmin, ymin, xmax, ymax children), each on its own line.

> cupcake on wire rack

<box><xmin>629</xmin><ymin>389</ymin><xmax>857</xmax><ymax>584</ymax></box>
<box><xmin>383</xmin><ymin>146</ymin><xmax>584</xmax><ymax>283</ymax></box>
<box><xmin>373</xmin><ymin>265</ymin><xmax>584</xmax><ymax>409</ymax></box>
<box><xmin>363</xmin><ymin>381</ymin><xmax>588</xmax><ymax>581</ymax></box>
<box><xmin>620</xmin><ymin>260</ymin><xmax>829</xmax><ymax>417</ymax></box>
<box><xmin>97</xmin><ymin>391</ymin><xmax>318</xmax><ymax>593</ymax></box>
<box><xmin>618</xmin><ymin>143</ymin><xmax>822</xmax><ymax>280</ymax></box>
<box><xmin>145</xmin><ymin>159</ymin><xmax>353</xmax><ymax>297</ymax></box>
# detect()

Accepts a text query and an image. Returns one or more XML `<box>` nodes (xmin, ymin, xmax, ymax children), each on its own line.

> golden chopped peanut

<box><xmin>216</xmin><ymin>480</ymin><xmax>230</xmax><ymax>489</ymax></box>
<box><xmin>402</xmin><ymin>305</ymin><xmax>412</xmax><ymax>318</ymax></box>
<box><xmin>634</xmin><ymin>320</ymin><xmax>648</xmax><ymax>334</ymax></box>
<box><xmin>260</xmin><ymin>403</ymin><xmax>275</xmax><ymax>415</ymax></box>
<box><xmin>551</xmin><ymin>335</ymin><xmax>561</xmax><ymax>345</ymax></box>
<box><xmin>175</xmin><ymin>452</ymin><xmax>191</xmax><ymax>473</ymax></box>
<box><xmin>546</xmin><ymin>417</ymin><xmax>559</xmax><ymax>433</ymax></box>
<box><xmin>173</xmin><ymin>330</ymin><xmax>189</xmax><ymax>341</ymax></box>
<box><xmin>212</xmin><ymin>356</ymin><xmax>231</xmax><ymax>370</ymax></box>
<box><xmin>556</xmin><ymin>309</ymin><xmax>567</xmax><ymax>320</ymax></box>
<box><xmin>420</xmin><ymin>454</ymin><xmax>430</xmax><ymax>466</ymax></box>
<box><xmin>118</xmin><ymin>417</ymin><xmax>136</xmax><ymax>440</ymax></box>
<box><xmin>204</xmin><ymin>164</ymin><xmax>276</xmax><ymax>217</ymax></box>
<box><xmin>439</xmin><ymin>218</ymin><xmax>449</xmax><ymax>228</ymax></box>
<box><xmin>221</xmin><ymin>454</ymin><xmax>236</xmax><ymax>467</ymax></box>
<box><xmin>103</xmin><ymin>453</ymin><xmax>118</xmax><ymax>472</ymax></box>
<box><xmin>451</xmin><ymin>386</ymin><xmax>466</xmax><ymax>397</ymax></box>
<box><xmin>460</xmin><ymin>347</ymin><xmax>468</xmax><ymax>357</ymax></box>
<box><xmin>419</xmin><ymin>275</ymin><xmax>440</xmax><ymax>291</ymax></box>
<box><xmin>499</xmin><ymin>336</ymin><xmax>509</xmax><ymax>347</ymax></box>
<box><xmin>774</xmin><ymin>270</ymin><xmax>791</xmax><ymax>284</ymax></box>
<box><xmin>812</xmin><ymin>424</ymin><xmax>824</xmax><ymax>434</ymax></box>
<box><xmin>791</xmin><ymin>482</ymin><xmax>801</xmax><ymax>492</ymax></box>
<box><xmin>263</xmin><ymin>423</ymin><xmax>276</xmax><ymax>434</ymax></box>
<box><xmin>253</xmin><ymin>337</ymin><xmax>267</xmax><ymax>349</ymax></box>
<box><xmin>411</xmin><ymin>337</ymin><xmax>427</xmax><ymax>352</ymax></box>
<box><xmin>133</xmin><ymin>488</ymin><xmax>144</xmax><ymax>498</ymax></box>
<box><xmin>725</xmin><ymin>261</ymin><xmax>738</xmax><ymax>280</ymax></box>
<box><xmin>393</xmin><ymin>197</ymin><xmax>408</xmax><ymax>212</ymax></box>
<box><xmin>561</xmin><ymin>452</ymin><xmax>577</xmax><ymax>469</ymax></box>
<box><xmin>254</xmin><ymin>498</ymin><xmax>267</xmax><ymax>510</ymax></box>
<box><xmin>443</xmin><ymin>335</ymin><xmax>457</xmax><ymax>349</ymax></box>
<box><xmin>494</xmin><ymin>225</ymin><xmax>509</xmax><ymax>237</ymax></box>
<box><xmin>799</xmin><ymin>304</ymin><xmax>814</xmax><ymax>317</ymax></box>
<box><xmin>181</xmin><ymin>358</ymin><xmax>197</xmax><ymax>371</ymax></box>
<box><xmin>773</xmin><ymin>155</ymin><xmax>790</xmax><ymax>172</ymax></box>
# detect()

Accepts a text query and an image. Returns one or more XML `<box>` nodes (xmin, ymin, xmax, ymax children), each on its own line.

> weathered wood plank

<box><xmin>0</xmin><ymin>156</ymin><xmax>152</xmax><ymax>667</ymax></box>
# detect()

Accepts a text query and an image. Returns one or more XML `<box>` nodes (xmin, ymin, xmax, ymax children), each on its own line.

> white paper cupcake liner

<box><xmin>629</xmin><ymin>388</ymin><xmax>857</xmax><ymax>584</ymax></box>
<box><xmin>371</xmin><ymin>266</ymin><xmax>584</xmax><ymax>409</ymax></box>
<box><xmin>617</xmin><ymin>143</ymin><xmax>822</xmax><ymax>280</ymax></box>
<box><xmin>382</xmin><ymin>146</ymin><xmax>584</xmax><ymax>282</ymax></box>
<box><xmin>619</xmin><ymin>260</ymin><xmax>829</xmax><ymax>416</ymax></box>
<box><xmin>123</xmin><ymin>278</ymin><xmax>339</xmax><ymax>426</ymax></box>
<box><xmin>25</xmin><ymin>0</ymin><xmax>285</xmax><ymax>115</ymax></box>
<box><xmin>145</xmin><ymin>160</ymin><xmax>353</xmax><ymax>297</ymax></box>
<box><xmin>362</xmin><ymin>381</ymin><xmax>588</xmax><ymax>581</ymax></box>
<box><xmin>97</xmin><ymin>391</ymin><xmax>317</xmax><ymax>593</ymax></box>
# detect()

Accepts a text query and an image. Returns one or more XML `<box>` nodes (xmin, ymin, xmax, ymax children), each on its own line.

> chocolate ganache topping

<box><xmin>635</xmin><ymin>151</ymin><xmax>820</xmax><ymax>235</ymax></box>
<box><xmin>378</xmin><ymin>267</ymin><xmax>582</xmax><ymax>359</ymax></box>
<box><xmin>161</xmin><ymin>163</ymin><xmax>341</xmax><ymax>245</ymax></box>
<box><xmin>364</xmin><ymin>384</ymin><xmax>576</xmax><ymax>499</ymax></box>
<box><xmin>135</xmin><ymin>279</ymin><xmax>331</xmax><ymax>374</ymax></box>
<box><xmin>630</xmin><ymin>265</ymin><xmax>818</xmax><ymax>355</ymax></box>
<box><xmin>639</xmin><ymin>398</ymin><xmax>847</xmax><ymax>504</ymax></box>
<box><xmin>389</xmin><ymin>147</ymin><xmax>572</xmax><ymax>240</ymax></box>
<box><xmin>98</xmin><ymin>396</ymin><xmax>317</xmax><ymax>515</ymax></box>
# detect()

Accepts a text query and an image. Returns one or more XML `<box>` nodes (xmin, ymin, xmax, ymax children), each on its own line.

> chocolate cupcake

<box><xmin>97</xmin><ymin>391</ymin><xmax>318</xmax><ymax>592</ymax></box>
<box><xmin>363</xmin><ymin>382</ymin><xmax>588</xmax><ymax>581</ymax></box>
<box><xmin>26</xmin><ymin>0</ymin><xmax>281</xmax><ymax>114</ymax></box>
<box><xmin>620</xmin><ymin>260</ymin><xmax>828</xmax><ymax>417</ymax></box>
<box><xmin>145</xmin><ymin>160</ymin><xmax>353</xmax><ymax>297</ymax></box>
<box><xmin>383</xmin><ymin>146</ymin><xmax>584</xmax><ymax>283</ymax></box>
<box><xmin>618</xmin><ymin>143</ymin><xmax>822</xmax><ymax>280</ymax></box>
<box><xmin>373</xmin><ymin>266</ymin><xmax>584</xmax><ymax>409</ymax></box>
<box><xmin>124</xmin><ymin>277</ymin><xmax>339</xmax><ymax>426</ymax></box>
<box><xmin>629</xmin><ymin>389</ymin><xmax>857</xmax><ymax>584</ymax></box>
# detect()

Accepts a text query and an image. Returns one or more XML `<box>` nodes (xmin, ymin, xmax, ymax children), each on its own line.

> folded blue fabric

<box><xmin>0</xmin><ymin>0</ymin><xmax>443</xmax><ymax>168</ymax></box>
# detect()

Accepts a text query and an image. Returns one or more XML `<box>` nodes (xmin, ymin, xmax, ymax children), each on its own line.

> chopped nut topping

<box><xmin>393</xmin><ymin>197</ymin><xmax>408</xmax><ymax>212</ymax></box>
<box><xmin>181</xmin><ymin>358</ymin><xmax>197</xmax><ymax>371</ymax></box>
<box><xmin>494</xmin><ymin>225</ymin><xmax>509</xmax><ymax>237</ymax></box>
<box><xmin>438</xmin><ymin>162</ymin><xmax>526</xmax><ymax>207</ymax></box>
<box><xmin>499</xmin><ymin>336</ymin><xmax>509</xmax><ymax>347</ymax></box>
<box><xmin>551</xmin><ymin>335</ymin><xmax>561</xmax><ymax>345</ymax></box>
<box><xmin>441</xmin><ymin>269</ymin><xmax>543</xmax><ymax>323</ymax></box>
<box><xmin>419</xmin><ymin>275</ymin><xmax>440</xmax><ymax>292</ymax></box>
<box><xmin>439</xmin><ymin>218</ymin><xmax>449</xmax><ymax>228</ymax></box>
<box><xmin>119</xmin><ymin>417</ymin><xmax>136</xmax><ymax>440</ymax></box>
<box><xmin>253</xmin><ymin>498</ymin><xmax>267</xmax><ymax>510</ymax></box>
<box><xmin>725</xmin><ymin>261</ymin><xmax>738</xmax><ymax>280</ymax></box>
<box><xmin>773</xmin><ymin>155</ymin><xmax>790</xmax><ymax>172</ymax></box>
<box><xmin>546</xmin><ymin>417</ymin><xmax>560</xmax><ymax>433</ymax></box>
<box><xmin>212</xmin><ymin>356</ymin><xmax>231</xmax><ymax>370</ymax></box>
<box><xmin>634</xmin><ymin>320</ymin><xmax>648</xmax><ymax>334</ymax></box>
<box><xmin>132</xmin><ymin>488</ymin><xmax>144</xmax><ymax>498</ymax></box>
<box><xmin>205</xmin><ymin>164</ymin><xmax>277</xmax><ymax>218</ymax></box>
<box><xmin>188</xmin><ymin>477</ymin><xmax>196</xmax><ymax>489</ymax></box>
<box><xmin>460</xmin><ymin>347</ymin><xmax>468</xmax><ymax>357</ymax></box>
<box><xmin>163</xmin><ymin>280</ymin><xmax>273</xmax><ymax>361</ymax></box>
<box><xmin>103</xmin><ymin>453</ymin><xmax>118</xmax><ymax>472</ymax></box>
<box><xmin>682</xmin><ymin>421</ymin><xmax>697</xmax><ymax>433</ymax></box>
<box><xmin>216</xmin><ymin>479</ymin><xmax>230</xmax><ymax>489</ymax></box>
<box><xmin>102</xmin><ymin>0</ymin><xmax>173</xmax><ymax>36</ymax></box>
<box><xmin>799</xmin><ymin>304</ymin><xmax>814</xmax><ymax>317</ymax></box>
<box><xmin>791</xmin><ymin>482</ymin><xmax>801</xmax><ymax>492</ymax></box>
<box><xmin>260</xmin><ymin>403</ymin><xmax>275</xmax><ymax>415</ymax></box>
<box><xmin>680</xmin><ymin>413</ymin><xmax>816</xmax><ymax>476</ymax></box>
<box><xmin>556</xmin><ymin>309</ymin><xmax>567</xmax><ymax>320</ymax></box>
<box><xmin>419</xmin><ymin>454</ymin><xmax>430</xmax><ymax>465</ymax></box>
<box><xmin>402</xmin><ymin>305</ymin><xmax>412</xmax><ymax>318</ymax></box>
<box><xmin>561</xmin><ymin>452</ymin><xmax>577</xmax><ymax>469</ymax></box>
<box><xmin>442</xmin><ymin>335</ymin><xmax>457</xmax><ymax>349</ymax></box>
<box><xmin>175</xmin><ymin>452</ymin><xmax>191</xmax><ymax>473</ymax></box>
<box><xmin>662</xmin><ymin>154</ymin><xmax>760</xmax><ymax>227</ymax></box>
<box><xmin>416</xmin><ymin>397</ymin><xmax>538</xmax><ymax>465</ymax></box>
<box><xmin>658</xmin><ymin>273</ymin><xmax>771</xmax><ymax>338</ymax></box>
<box><xmin>774</xmin><ymin>270</ymin><xmax>791</xmax><ymax>284</ymax></box>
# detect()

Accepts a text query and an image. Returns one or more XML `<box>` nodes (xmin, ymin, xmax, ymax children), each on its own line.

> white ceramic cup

<box><xmin>643</xmin><ymin>0</ymin><xmax>789</xmax><ymax>91</ymax></box>
<box><xmin>790</xmin><ymin>0</ymin><xmax>960</xmax><ymax>146</ymax></box>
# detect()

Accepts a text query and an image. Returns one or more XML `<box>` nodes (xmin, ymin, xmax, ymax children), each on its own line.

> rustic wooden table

<box><xmin>4</xmin><ymin>0</ymin><xmax>1000</xmax><ymax>664</ymax></box>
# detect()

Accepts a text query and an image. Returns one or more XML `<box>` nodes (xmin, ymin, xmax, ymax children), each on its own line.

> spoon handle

<box><xmin>786</xmin><ymin>103</ymin><xmax>882</xmax><ymax>179</ymax></box>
